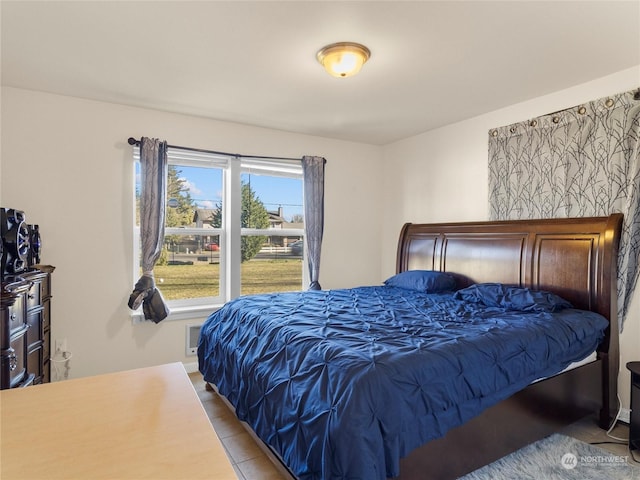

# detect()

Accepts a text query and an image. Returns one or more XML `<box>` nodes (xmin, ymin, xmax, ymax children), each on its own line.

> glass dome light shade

<box><xmin>316</xmin><ymin>42</ymin><xmax>371</xmax><ymax>78</ymax></box>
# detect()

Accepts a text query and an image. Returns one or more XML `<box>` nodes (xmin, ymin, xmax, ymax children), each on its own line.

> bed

<box><xmin>198</xmin><ymin>214</ymin><xmax>623</xmax><ymax>480</ymax></box>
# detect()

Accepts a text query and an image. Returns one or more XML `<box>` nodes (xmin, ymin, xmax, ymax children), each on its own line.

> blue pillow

<box><xmin>454</xmin><ymin>283</ymin><xmax>573</xmax><ymax>312</ymax></box>
<box><xmin>384</xmin><ymin>270</ymin><xmax>456</xmax><ymax>293</ymax></box>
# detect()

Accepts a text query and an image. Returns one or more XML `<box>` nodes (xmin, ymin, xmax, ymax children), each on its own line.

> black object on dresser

<box><xmin>627</xmin><ymin>361</ymin><xmax>640</xmax><ymax>451</ymax></box>
<box><xmin>1</xmin><ymin>208</ymin><xmax>30</xmax><ymax>276</ymax></box>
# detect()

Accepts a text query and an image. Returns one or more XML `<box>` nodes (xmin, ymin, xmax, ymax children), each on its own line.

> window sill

<box><xmin>131</xmin><ymin>303</ymin><xmax>222</xmax><ymax>324</ymax></box>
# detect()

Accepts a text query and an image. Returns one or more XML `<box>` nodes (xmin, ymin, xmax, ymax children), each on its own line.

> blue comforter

<box><xmin>198</xmin><ymin>286</ymin><xmax>608</xmax><ymax>480</ymax></box>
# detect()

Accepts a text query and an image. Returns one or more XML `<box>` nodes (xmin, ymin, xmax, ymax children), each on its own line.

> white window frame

<box><xmin>132</xmin><ymin>147</ymin><xmax>305</xmax><ymax>322</ymax></box>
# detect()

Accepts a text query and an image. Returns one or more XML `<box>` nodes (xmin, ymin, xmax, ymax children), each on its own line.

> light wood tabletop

<box><xmin>0</xmin><ymin>362</ymin><xmax>237</xmax><ymax>479</ymax></box>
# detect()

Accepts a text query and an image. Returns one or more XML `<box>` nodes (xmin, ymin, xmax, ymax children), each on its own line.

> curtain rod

<box><xmin>127</xmin><ymin>137</ymin><xmax>303</xmax><ymax>162</ymax></box>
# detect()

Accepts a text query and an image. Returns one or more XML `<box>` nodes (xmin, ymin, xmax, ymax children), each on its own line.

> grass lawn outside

<box><xmin>153</xmin><ymin>258</ymin><xmax>303</xmax><ymax>300</ymax></box>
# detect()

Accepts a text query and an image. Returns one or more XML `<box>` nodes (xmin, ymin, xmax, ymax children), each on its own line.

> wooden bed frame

<box><xmin>393</xmin><ymin>213</ymin><xmax>623</xmax><ymax>479</ymax></box>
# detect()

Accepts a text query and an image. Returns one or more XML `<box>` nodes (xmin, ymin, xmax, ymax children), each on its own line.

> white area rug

<box><xmin>459</xmin><ymin>433</ymin><xmax>639</xmax><ymax>480</ymax></box>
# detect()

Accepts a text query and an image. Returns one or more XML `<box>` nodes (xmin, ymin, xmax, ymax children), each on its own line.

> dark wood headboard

<box><xmin>396</xmin><ymin>214</ymin><xmax>623</xmax><ymax>339</ymax></box>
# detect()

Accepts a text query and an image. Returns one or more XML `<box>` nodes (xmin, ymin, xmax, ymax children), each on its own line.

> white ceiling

<box><xmin>2</xmin><ymin>1</ymin><xmax>639</xmax><ymax>145</ymax></box>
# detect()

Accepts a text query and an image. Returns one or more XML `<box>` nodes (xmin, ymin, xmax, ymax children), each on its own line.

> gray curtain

<box><xmin>488</xmin><ymin>89</ymin><xmax>640</xmax><ymax>331</ymax></box>
<box><xmin>128</xmin><ymin>137</ymin><xmax>171</xmax><ymax>322</ymax></box>
<box><xmin>302</xmin><ymin>156</ymin><xmax>326</xmax><ymax>290</ymax></box>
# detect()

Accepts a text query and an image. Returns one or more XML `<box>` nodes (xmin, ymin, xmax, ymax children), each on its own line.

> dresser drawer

<box><xmin>27</xmin><ymin>344</ymin><xmax>43</xmax><ymax>381</ymax></box>
<box><xmin>8</xmin><ymin>326</ymin><xmax>28</xmax><ymax>388</ymax></box>
<box><xmin>26</xmin><ymin>311</ymin><xmax>43</xmax><ymax>350</ymax></box>
<box><xmin>26</xmin><ymin>281</ymin><xmax>41</xmax><ymax>312</ymax></box>
<box><xmin>8</xmin><ymin>295</ymin><xmax>25</xmax><ymax>334</ymax></box>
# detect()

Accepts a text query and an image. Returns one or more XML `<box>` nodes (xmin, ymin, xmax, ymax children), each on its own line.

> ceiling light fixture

<box><xmin>316</xmin><ymin>42</ymin><xmax>371</xmax><ymax>78</ymax></box>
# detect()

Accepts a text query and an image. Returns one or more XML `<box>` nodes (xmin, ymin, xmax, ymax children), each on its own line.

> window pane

<box><xmin>135</xmin><ymin>163</ymin><xmax>224</xmax><ymax>228</ymax></box>
<box><xmin>168</xmin><ymin>165</ymin><xmax>223</xmax><ymax>228</ymax></box>
<box><xmin>152</xmin><ymin>234</ymin><xmax>221</xmax><ymax>301</ymax></box>
<box><xmin>239</xmin><ymin>173</ymin><xmax>304</xmax><ymax>293</ymax></box>
<box><xmin>240</xmin><ymin>235</ymin><xmax>302</xmax><ymax>295</ymax></box>
<box><xmin>135</xmin><ymin>160</ymin><xmax>224</xmax><ymax>303</ymax></box>
<box><xmin>240</xmin><ymin>173</ymin><xmax>303</xmax><ymax>229</ymax></box>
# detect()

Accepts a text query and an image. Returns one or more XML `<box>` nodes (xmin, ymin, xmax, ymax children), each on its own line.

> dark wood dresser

<box><xmin>1</xmin><ymin>265</ymin><xmax>55</xmax><ymax>389</ymax></box>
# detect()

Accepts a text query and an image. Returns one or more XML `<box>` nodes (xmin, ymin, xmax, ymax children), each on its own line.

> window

<box><xmin>134</xmin><ymin>147</ymin><xmax>304</xmax><ymax>319</ymax></box>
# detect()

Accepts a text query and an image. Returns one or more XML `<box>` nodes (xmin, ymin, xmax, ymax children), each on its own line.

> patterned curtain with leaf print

<box><xmin>302</xmin><ymin>156</ymin><xmax>326</xmax><ymax>290</ymax></box>
<box><xmin>488</xmin><ymin>89</ymin><xmax>640</xmax><ymax>331</ymax></box>
<box><xmin>128</xmin><ymin>137</ymin><xmax>171</xmax><ymax>323</ymax></box>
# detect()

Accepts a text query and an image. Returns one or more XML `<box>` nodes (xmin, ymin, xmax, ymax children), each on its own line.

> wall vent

<box><xmin>186</xmin><ymin>324</ymin><xmax>202</xmax><ymax>356</ymax></box>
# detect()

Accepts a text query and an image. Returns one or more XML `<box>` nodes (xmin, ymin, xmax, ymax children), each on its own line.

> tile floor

<box><xmin>189</xmin><ymin>371</ymin><xmax>637</xmax><ymax>479</ymax></box>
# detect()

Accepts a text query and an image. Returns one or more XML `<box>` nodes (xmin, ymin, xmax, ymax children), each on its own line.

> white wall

<box><xmin>0</xmin><ymin>87</ymin><xmax>383</xmax><ymax>379</ymax></box>
<box><xmin>381</xmin><ymin>65</ymin><xmax>640</xmax><ymax>411</ymax></box>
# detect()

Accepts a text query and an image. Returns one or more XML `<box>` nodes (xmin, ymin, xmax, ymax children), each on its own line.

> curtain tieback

<box><xmin>128</xmin><ymin>274</ymin><xmax>157</xmax><ymax>310</ymax></box>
